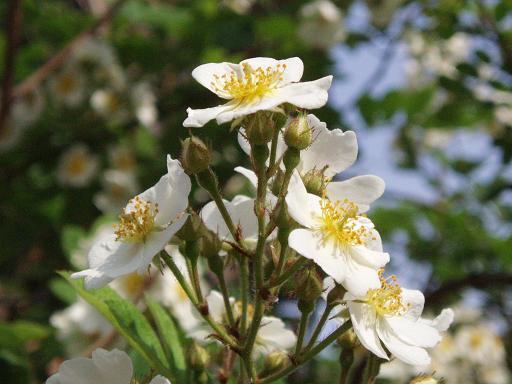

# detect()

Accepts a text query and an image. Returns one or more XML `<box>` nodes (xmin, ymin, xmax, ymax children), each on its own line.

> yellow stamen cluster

<box><xmin>57</xmin><ymin>73</ymin><xmax>77</xmax><ymax>94</ymax></box>
<box><xmin>65</xmin><ymin>153</ymin><xmax>86</xmax><ymax>176</ymax></box>
<box><xmin>114</xmin><ymin>196</ymin><xmax>158</xmax><ymax>243</ymax></box>
<box><xmin>318</xmin><ymin>195</ymin><xmax>372</xmax><ymax>247</ymax></box>
<box><xmin>234</xmin><ymin>301</ymin><xmax>254</xmax><ymax>322</ymax></box>
<box><xmin>366</xmin><ymin>269</ymin><xmax>408</xmax><ymax>317</ymax></box>
<box><xmin>211</xmin><ymin>63</ymin><xmax>286</xmax><ymax>103</ymax></box>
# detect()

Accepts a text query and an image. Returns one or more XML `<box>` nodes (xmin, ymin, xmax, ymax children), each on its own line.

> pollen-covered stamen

<box><xmin>365</xmin><ymin>269</ymin><xmax>409</xmax><ymax>316</ymax></box>
<box><xmin>210</xmin><ymin>63</ymin><xmax>286</xmax><ymax>102</ymax></box>
<box><xmin>317</xmin><ymin>194</ymin><xmax>374</xmax><ymax>247</ymax></box>
<box><xmin>114</xmin><ymin>196</ymin><xmax>159</xmax><ymax>243</ymax></box>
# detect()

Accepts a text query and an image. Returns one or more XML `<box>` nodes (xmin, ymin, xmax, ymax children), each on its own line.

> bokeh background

<box><xmin>1</xmin><ymin>0</ymin><xmax>511</xmax><ymax>383</ymax></box>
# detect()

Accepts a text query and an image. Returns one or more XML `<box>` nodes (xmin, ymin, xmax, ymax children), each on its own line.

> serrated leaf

<box><xmin>146</xmin><ymin>297</ymin><xmax>186</xmax><ymax>381</ymax></box>
<box><xmin>59</xmin><ymin>272</ymin><xmax>175</xmax><ymax>381</ymax></box>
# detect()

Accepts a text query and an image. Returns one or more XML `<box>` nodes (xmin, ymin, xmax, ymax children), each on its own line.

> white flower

<box><xmin>345</xmin><ymin>271</ymin><xmax>453</xmax><ymax>366</ymax></box>
<box><xmin>201</xmin><ymin>195</ymin><xmax>259</xmax><ymax>249</ymax></box>
<box><xmin>91</xmin><ymin>88</ymin><xmax>129</xmax><ymax>124</ymax></box>
<box><xmin>190</xmin><ymin>291</ymin><xmax>296</xmax><ymax>355</ymax></box>
<box><xmin>71</xmin><ymin>38</ymin><xmax>117</xmax><ymax>69</ymax></box>
<box><xmin>93</xmin><ymin>169</ymin><xmax>140</xmax><ymax>214</ymax></box>
<box><xmin>455</xmin><ymin>324</ymin><xmax>506</xmax><ymax>365</ymax></box>
<box><xmin>222</xmin><ymin>0</ymin><xmax>255</xmax><ymax>14</ymax></box>
<box><xmin>72</xmin><ymin>155</ymin><xmax>191</xmax><ymax>289</ymax></box>
<box><xmin>46</xmin><ymin>348</ymin><xmax>170</xmax><ymax>384</ymax></box>
<box><xmin>108</xmin><ymin>144</ymin><xmax>137</xmax><ymax>171</ymax></box>
<box><xmin>131</xmin><ymin>82</ymin><xmax>158</xmax><ymax>129</ymax></box>
<box><xmin>57</xmin><ymin>144</ymin><xmax>99</xmax><ymax>188</ymax></box>
<box><xmin>286</xmin><ymin>172</ymin><xmax>388</xmax><ymax>296</ymax></box>
<box><xmin>49</xmin><ymin>66</ymin><xmax>86</xmax><ymax>107</ymax></box>
<box><xmin>11</xmin><ymin>88</ymin><xmax>45</xmax><ymax>125</ymax></box>
<box><xmin>183</xmin><ymin>57</ymin><xmax>332</xmax><ymax>127</ymax></box>
<box><xmin>70</xmin><ymin>222</ymin><xmax>115</xmax><ymax>270</ymax></box>
<box><xmin>0</xmin><ymin>115</ymin><xmax>28</xmax><ymax>153</ymax></box>
<box><xmin>298</xmin><ymin>0</ymin><xmax>345</xmax><ymax>49</ymax></box>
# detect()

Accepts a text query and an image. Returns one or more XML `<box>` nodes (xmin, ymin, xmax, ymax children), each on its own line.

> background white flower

<box><xmin>57</xmin><ymin>144</ymin><xmax>99</xmax><ymax>188</ymax></box>
<box><xmin>184</xmin><ymin>57</ymin><xmax>332</xmax><ymax>127</ymax></box>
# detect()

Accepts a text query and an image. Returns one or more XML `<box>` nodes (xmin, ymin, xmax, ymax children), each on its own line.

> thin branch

<box><xmin>11</xmin><ymin>0</ymin><xmax>128</xmax><ymax>101</ymax></box>
<box><xmin>425</xmin><ymin>272</ymin><xmax>512</xmax><ymax>304</ymax></box>
<box><xmin>0</xmin><ymin>0</ymin><xmax>23</xmax><ymax>135</ymax></box>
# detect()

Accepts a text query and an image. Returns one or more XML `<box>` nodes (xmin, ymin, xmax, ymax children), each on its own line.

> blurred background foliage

<box><xmin>0</xmin><ymin>0</ymin><xmax>511</xmax><ymax>383</ymax></box>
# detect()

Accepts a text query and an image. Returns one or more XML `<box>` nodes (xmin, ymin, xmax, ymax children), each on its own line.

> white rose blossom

<box><xmin>57</xmin><ymin>144</ymin><xmax>99</xmax><ymax>188</ymax></box>
<box><xmin>183</xmin><ymin>57</ymin><xmax>332</xmax><ymax>127</ymax></box>
<box><xmin>285</xmin><ymin>172</ymin><xmax>389</xmax><ymax>296</ymax></box>
<box><xmin>345</xmin><ymin>271</ymin><xmax>454</xmax><ymax>365</ymax></box>
<box><xmin>72</xmin><ymin>155</ymin><xmax>191</xmax><ymax>289</ymax></box>
<box><xmin>47</xmin><ymin>348</ymin><xmax>170</xmax><ymax>384</ymax></box>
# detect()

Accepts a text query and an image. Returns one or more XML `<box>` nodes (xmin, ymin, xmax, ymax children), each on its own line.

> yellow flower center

<box><xmin>119</xmin><ymin>273</ymin><xmax>146</xmax><ymax>297</ymax></box>
<box><xmin>365</xmin><ymin>269</ymin><xmax>408</xmax><ymax>316</ymax></box>
<box><xmin>114</xmin><ymin>196</ymin><xmax>158</xmax><ymax>243</ymax></box>
<box><xmin>57</xmin><ymin>73</ymin><xmax>77</xmax><ymax>95</ymax></box>
<box><xmin>210</xmin><ymin>63</ymin><xmax>286</xmax><ymax>103</ymax></box>
<box><xmin>65</xmin><ymin>152</ymin><xmax>87</xmax><ymax>176</ymax></box>
<box><xmin>318</xmin><ymin>195</ymin><xmax>372</xmax><ymax>247</ymax></box>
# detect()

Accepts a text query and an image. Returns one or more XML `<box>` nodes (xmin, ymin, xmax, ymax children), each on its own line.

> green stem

<box><xmin>338</xmin><ymin>347</ymin><xmax>354</xmax><ymax>384</ymax></box>
<box><xmin>259</xmin><ymin>321</ymin><xmax>352</xmax><ymax>383</ymax></box>
<box><xmin>362</xmin><ymin>354</ymin><xmax>379</xmax><ymax>384</ymax></box>
<box><xmin>240</xmin><ymin>255</ymin><xmax>249</xmax><ymax>335</ymax></box>
<box><xmin>304</xmin><ymin>304</ymin><xmax>333</xmax><ymax>352</ymax></box>
<box><xmin>267</xmin><ymin>257</ymin><xmax>308</xmax><ymax>289</ymax></box>
<box><xmin>161</xmin><ymin>251</ymin><xmax>239</xmax><ymax>350</ymax></box>
<box><xmin>196</xmin><ymin>168</ymin><xmax>239</xmax><ymax>244</ymax></box>
<box><xmin>218</xmin><ymin>270</ymin><xmax>236</xmax><ymax>328</ymax></box>
<box><xmin>267</xmin><ymin>125</ymin><xmax>280</xmax><ymax>174</ymax></box>
<box><xmin>295</xmin><ymin>309</ymin><xmax>311</xmax><ymax>354</ymax></box>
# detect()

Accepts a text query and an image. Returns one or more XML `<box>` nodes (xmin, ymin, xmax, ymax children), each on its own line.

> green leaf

<box><xmin>146</xmin><ymin>297</ymin><xmax>187</xmax><ymax>381</ymax></box>
<box><xmin>59</xmin><ymin>272</ymin><xmax>175</xmax><ymax>381</ymax></box>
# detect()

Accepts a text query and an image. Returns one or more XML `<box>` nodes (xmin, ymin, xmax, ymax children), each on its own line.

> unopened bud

<box><xmin>244</xmin><ymin>112</ymin><xmax>275</xmax><ymax>144</ymax></box>
<box><xmin>176</xmin><ymin>212</ymin><xmax>202</xmax><ymax>241</ymax></box>
<box><xmin>181</xmin><ymin>136</ymin><xmax>211</xmax><ymax>174</ymax></box>
<box><xmin>260</xmin><ymin>351</ymin><xmax>289</xmax><ymax>376</ymax></box>
<box><xmin>410</xmin><ymin>376</ymin><xmax>439</xmax><ymax>384</ymax></box>
<box><xmin>337</xmin><ymin>328</ymin><xmax>358</xmax><ymax>349</ymax></box>
<box><xmin>284</xmin><ymin>114</ymin><xmax>312</xmax><ymax>150</ymax></box>
<box><xmin>270</xmin><ymin>169</ymin><xmax>285</xmax><ymax>196</ymax></box>
<box><xmin>283</xmin><ymin>147</ymin><xmax>300</xmax><ymax>171</ymax></box>
<box><xmin>302</xmin><ymin>168</ymin><xmax>328</xmax><ymax>196</ymax></box>
<box><xmin>296</xmin><ymin>269</ymin><xmax>323</xmax><ymax>307</ymax></box>
<box><xmin>187</xmin><ymin>342</ymin><xmax>210</xmax><ymax>371</ymax></box>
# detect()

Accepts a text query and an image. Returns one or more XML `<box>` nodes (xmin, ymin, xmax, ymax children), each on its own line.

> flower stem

<box><xmin>267</xmin><ymin>256</ymin><xmax>308</xmax><ymax>289</ymax></box>
<box><xmin>304</xmin><ymin>303</ymin><xmax>333</xmax><ymax>352</ymax></box>
<box><xmin>259</xmin><ymin>321</ymin><xmax>352</xmax><ymax>383</ymax></box>
<box><xmin>295</xmin><ymin>309</ymin><xmax>311</xmax><ymax>354</ymax></box>
<box><xmin>338</xmin><ymin>346</ymin><xmax>354</xmax><ymax>384</ymax></box>
<box><xmin>361</xmin><ymin>353</ymin><xmax>380</xmax><ymax>384</ymax></box>
<box><xmin>239</xmin><ymin>255</ymin><xmax>249</xmax><ymax>335</ymax></box>
<box><xmin>267</xmin><ymin>125</ymin><xmax>280</xmax><ymax>174</ymax></box>
<box><xmin>217</xmin><ymin>269</ymin><xmax>236</xmax><ymax>328</ymax></box>
<box><xmin>161</xmin><ymin>251</ymin><xmax>239</xmax><ymax>350</ymax></box>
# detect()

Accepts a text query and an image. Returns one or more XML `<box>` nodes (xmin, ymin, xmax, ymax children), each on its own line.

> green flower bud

<box><xmin>244</xmin><ymin>112</ymin><xmax>275</xmax><ymax>144</ymax></box>
<box><xmin>181</xmin><ymin>136</ymin><xmax>211</xmax><ymax>174</ymax></box>
<box><xmin>187</xmin><ymin>342</ymin><xmax>210</xmax><ymax>371</ymax></box>
<box><xmin>302</xmin><ymin>167</ymin><xmax>328</xmax><ymax>196</ymax></box>
<box><xmin>296</xmin><ymin>268</ymin><xmax>323</xmax><ymax>307</ymax></box>
<box><xmin>176</xmin><ymin>212</ymin><xmax>202</xmax><ymax>241</ymax></box>
<box><xmin>284</xmin><ymin>113</ymin><xmax>312</xmax><ymax>150</ymax></box>
<box><xmin>260</xmin><ymin>351</ymin><xmax>289</xmax><ymax>377</ymax></box>
<box><xmin>283</xmin><ymin>147</ymin><xmax>300</xmax><ymax>171</ymax></box>
<box><xmin>270</xmin><ymin>169</ymin><xmax>285</xmax><ymax>196</ymax></box>
<box><xmin>337</xmin><ymin>329</ymin><xmax>358</xmax><ymax>349</ymax></box>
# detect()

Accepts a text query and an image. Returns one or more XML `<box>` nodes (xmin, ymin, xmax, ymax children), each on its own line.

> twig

<box><xmin>425</xmin><ymin>272</ymin><xmax>512</xmax><ymax>304</ymax></box>
<box><xmin>0</xmin><ymin>0</ymin><xmax>23</xmax><ymax>135</ymax></box>
<box><xmin>11</xmin><ymin>0</ymin><xmax>127</xmax><ymax>101</ymax></box>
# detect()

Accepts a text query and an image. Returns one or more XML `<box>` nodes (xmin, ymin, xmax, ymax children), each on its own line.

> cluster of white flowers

<box><xmin>51</xmin><ymin>57</ymin><xmax>454</xmax><ymax>383</ymax></box>
<box><xmin>297</xmin><ymin>0</ymin><xmax>345</xmax><ymax>50</ymax></box>
<box><xmin>380</xmin><ymin>305</ymin><xmax>511</xmax><ymax>383</ymax></box>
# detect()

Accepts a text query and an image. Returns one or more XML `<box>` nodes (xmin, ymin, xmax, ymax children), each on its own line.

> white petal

<box><xmin>285</xmin><ymin>171</ymin><xmax>320</xmax><ymax>228</ymax></box>
<box><xmin>300</xmin><ymin>116</ymin><xmax>358</xmax><ymax>177</ymax></box>
<box><xmin>92</xmin><ymin>348</ymin><xmax>133</xmax><ymax>384</ymax></box>
<box><xmin>206</xmin><ymin>290</ymin><xmax>233</xmax><ymax>322</ymax></box>
<box><xmin>183</xmin><ymin>105</ymin><xmax>230</xmax><ymax>127</ymax></box>
<box><xmin>377</xmin><ymin>318</ymin><xmax>431</xmax><ymax>365</ymax></box>
<box><xmin>322</xmin><ymin>276</ymin><xmax>336</xmax><ymax>300</ymax></box>
<box><xmin>288</xmin><ymin>228</ymin><xmax>345</xmax><ymax>283</ymax></box>
<box><xmin>234</xmin><ymin>166</ymin><xmax>258</xmax><ymax>188</ymax></box>
<box><xmin>347</xmin><ymin>301</ymin><xmax>388</xmax><ymax>360</ymax></box>
<box><xmin>257</xmin><ymin>316</ymin><xmax>296</xmax><ymax>353</ymax></box>
<box><xmin>342</xmin><ymin>259</ymin><xmax>381</xmax><ymax>297</ymax></box>
<box><xmin>419</xmin><ymin>308</ymin><xmax>454</xmax><ymax>332</ymax></box>
<box><xmin>385</xmin><ymin>316</ymin><xmax>441</xmax><ymax>348</ymax></box>
<box><xmin>191</xmin><ymin>62</ymin><xmax>241</xmax><ymax>98</ymax></box>
<box><xmin>240</xmin><ymin>57</ymin><xmax>304</xmax><ymax>85</ymax></box>
<box><xmin>401</xmin><ymin>289</ymin><xmax>425</xmax><ymax>321</ymax></box>
<box><xmin>326</xmin><ymin>175</ymin><xmax>385</xmax><ymax>212</ymax></box>
<box><xmin>149</xmin><ymin>376</ymin><xmax>171</xmax><ymax>384</ymax></box>
<box><xmin>275</xmin><ymin>76</ymin><xmax>333</xmax><ymax>109</ymax></box>
<box><xmin>349</xmin><ymin>245</ymin><xmax>390</xmax><ymax>269</ymax></box>
<box><xmin>237</xmin><ymin>128</ymin><xmax>251</xmax><ymax>155</ymax></box>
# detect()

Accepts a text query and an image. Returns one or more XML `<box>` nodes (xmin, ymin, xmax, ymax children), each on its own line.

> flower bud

<box><xmin>260</xmin><ymin>351</ymin><xmax>289</xmax><ymax>377</ymax></box>
<box><xmin>181</xmin><ymin>136</ymin><xmax>211</xmax><ymax>174</ymax></box>
<box><xmin>244</xmin><ymin>112</ymin><xmax>275</xmax><ymax>145</ymax></box>
<box><xmin>296</xmin><ymin>268</ymin><xmax>323</xmax><ymax>307</ymax></box>
<box><xmin>302</xmin><ymin>168</ymin><xmax>328</xmax><ymax>196</ymax></box>
<box><xmin>187</xmin><ymin>342</ymin><xmax>210</xmax><ymax>371</ymax></box>
<box><xmin>284</xmin><ymin>114</ymin><xmax>312</xmax><ymax>150</ymax></box>
<box><xmin>410</xmin><ymin>376</ymin><xmax>439</xmax><ymax>384</ymax></box>
<box><xmin>176</xmin><ymin>212</ymin><xmax>202</xmax><ymax>241</ymax></box>
<box><xmin>283</xmin><ymin>147</ymin><xmax>300</xmax><ymax>171</ymax></box>
<box><xmin>337</xmin><ymin>328</ymin><xmax>358</xmax><ymax>349</ymax></box>
<box><xmin>270</xmin><ymin>169</ymin><xmax>285</xmax><ymax>196</ymax></box>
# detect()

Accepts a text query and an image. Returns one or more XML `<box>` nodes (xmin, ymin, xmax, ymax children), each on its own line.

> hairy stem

<box><xmin>295</xmin><ymin>309</ymin><xmax>311</xmax><ymax>354</ymax></box>
<box><xmin>218</xmin><ymin>270</ymin><xmax>236</xmax><ymax>328</ymax></box>
<box><xmin>304</xmin><ymin>303</ymin><xmax>333</xmax><ymax>352</ymax></box>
